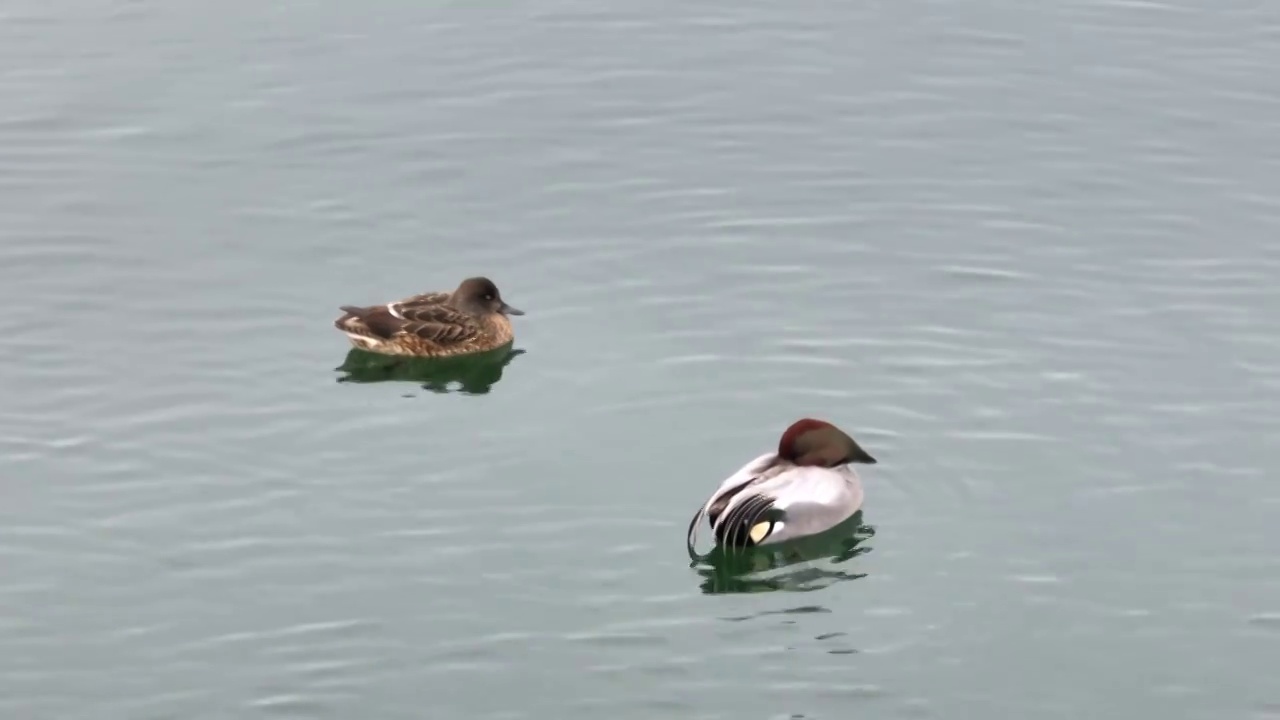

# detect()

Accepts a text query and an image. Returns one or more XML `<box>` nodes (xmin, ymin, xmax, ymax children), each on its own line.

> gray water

<box><xmin>2</xmin><ymin>1</ymin><xmax>1279</xmax><ymax>718</ymax></box>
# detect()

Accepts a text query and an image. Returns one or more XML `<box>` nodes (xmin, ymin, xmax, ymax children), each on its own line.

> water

<box><xmin>2</xmin><ymin>0</ymin><xmax>1279</xmax><ymax>717</ymax></box>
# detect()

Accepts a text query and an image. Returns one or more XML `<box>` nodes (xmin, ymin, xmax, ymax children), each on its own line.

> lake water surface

<box><xmin>2</xmin><ymin>1</ymin><xmax>1279</xmax><ymax>718</ymax></box>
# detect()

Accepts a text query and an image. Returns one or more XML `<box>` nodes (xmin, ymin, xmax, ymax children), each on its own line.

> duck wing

<box><xmin>685</xmin><ymin>452</ymin><xmax>778</xmax><ymax>557</ymax></box>
<box><xmin>335</xmin><ymin>292</ymin><xmax>451</xmax><ymax>338</ymax></box>
<box><xmin>392</xmin><ymin>291</ymin><xmax>451</xmax><ymax>311</ymax></box>
<box><xmin>712</xmin><ymin>492</ymin><xmax>783</xmax><ymax>549</ymax></box>
<box><xmin>392</xmin><ymin>303</ymin><xmax>482</xmax><ymax>345</ymax></box>
<box><xmin>336</xmin><ymin>301</ymin><xmax>481</xmax><ymax>345</ymax></box>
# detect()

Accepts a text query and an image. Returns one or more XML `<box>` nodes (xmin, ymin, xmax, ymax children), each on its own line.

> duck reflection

<box><xmin>692</xmin><ymin>513</ymin><xmax>874</xmax><ymax>595</ymax></box>
<box><xmin>334</xmin><ymin>344</ymin><xmax>525</xmax><ymax>395</ymax></box>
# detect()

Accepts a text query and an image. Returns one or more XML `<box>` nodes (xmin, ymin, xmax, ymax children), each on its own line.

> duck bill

<box><xmin>500</xmin><ymin>303</ymin><xmax>524</xmax><ymax>316</ymax></box>
<box><xmin>846</xmin><ymin>441</ymin><xmax>877</xmax><ymax>465</ymax></box>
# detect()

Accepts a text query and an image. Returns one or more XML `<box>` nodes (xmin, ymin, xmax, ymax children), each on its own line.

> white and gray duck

<box><xmin>686</xmin><ymin>418</ymin><xmax>877</xmax><ymax>554</ymax></box>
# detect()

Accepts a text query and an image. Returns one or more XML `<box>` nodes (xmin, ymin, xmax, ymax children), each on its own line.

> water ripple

<box><xmin>3</xmin><ymin>0</ymin><xmax>1280</xmax><ymax>717</ymax></box>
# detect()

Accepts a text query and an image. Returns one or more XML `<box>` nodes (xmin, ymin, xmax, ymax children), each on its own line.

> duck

<box><xmin>334</xmin><ymin>276</ymin><xmax>524</xmax><ymax>358</ymax></box>
<box><xmin>686</xmin><ymin>418</ymin><xmax>877</xmax><ymax>554</ymax></box>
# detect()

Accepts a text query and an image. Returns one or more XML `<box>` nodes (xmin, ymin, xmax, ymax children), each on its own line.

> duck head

<box><xmin>451</xmin><ymin>277</ymin><xmax>524</xmax><ymax>317</ymax></box>
<box><xmin>778</xmin><ymin>418</ymin><xmax>877</xmax><ymax>467</ymax></box>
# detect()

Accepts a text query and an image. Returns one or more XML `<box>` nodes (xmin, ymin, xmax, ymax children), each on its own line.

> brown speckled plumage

<box><xmin>333</xmin><ymin>277</ymin><xmax>523</xmax><ymax>358</ymax></box>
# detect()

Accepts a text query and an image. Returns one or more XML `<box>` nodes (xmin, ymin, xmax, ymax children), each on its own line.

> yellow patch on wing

<box><xmin>748</xmin><ymin>521</ymin><xmax>773</xmax><ymax>544</ymax></box>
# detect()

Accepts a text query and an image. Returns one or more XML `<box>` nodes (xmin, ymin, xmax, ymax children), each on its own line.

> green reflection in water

<box><xmin>334</xmin><ymin>344</ymin><xmax>525</xmax><ymax>396</ymax></box>
<box><xmin>691</xmin><ymin>513</ymin><xmax>875</xmax><ymax>595</ymax></box>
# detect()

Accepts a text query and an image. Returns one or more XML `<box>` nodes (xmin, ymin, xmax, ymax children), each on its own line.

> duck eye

<box><xmin>484</xmin><ymin>294</ymin><xmax>494</xmax><ymax>300</ymax></box>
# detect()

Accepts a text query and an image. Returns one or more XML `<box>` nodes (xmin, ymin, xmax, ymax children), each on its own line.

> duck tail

<box><xmin>685</xmin><ymin>505</ymin><xmax>708</xmax><ymax>560</ymax></box>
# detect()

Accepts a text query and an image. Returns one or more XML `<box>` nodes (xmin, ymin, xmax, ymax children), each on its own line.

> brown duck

<box><xmin>334</xmin><ymin>277</ymin><xmax>524</xmax><ymax>358</ymax></box>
